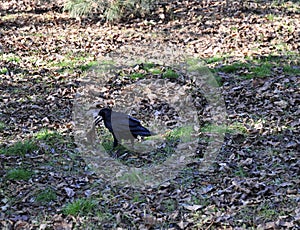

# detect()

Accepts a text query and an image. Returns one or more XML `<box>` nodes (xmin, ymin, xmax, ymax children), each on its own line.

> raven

<box><xmin>94</xmin><ymin>108</ymin><xmax>152</xmax><ymax>147</ymax></box>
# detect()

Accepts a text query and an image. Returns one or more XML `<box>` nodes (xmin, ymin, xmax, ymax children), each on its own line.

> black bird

<box><xmin>94</xmin><ymin>108</ymin><xmax>152</xmax><ymax>147</ymax></box>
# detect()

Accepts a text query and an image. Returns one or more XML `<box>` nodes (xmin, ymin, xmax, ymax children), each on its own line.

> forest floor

<box><xmin>0</xmin><ymin>0</ymin><xmax>299</xmax><ymax>229</ymax></box>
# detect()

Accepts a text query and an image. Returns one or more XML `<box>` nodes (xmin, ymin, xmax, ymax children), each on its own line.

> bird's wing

<box><xmin>110</xmin><ymin>112</ymin><xmax>140</xmax><ymax>126</ymax></box>
<box><xmin>110</xmin><ymin>111</ymin><xmax>152</xmax><ymax>138</ymax></box>
<box><xmin>130</xmin><ymin>125</ymin><xmax>152</xmax><ymax>136</ymax></box>
<box><xmin>128</xmin><ymin>115</ymin><xmax>142</xmax><ymax>127</ymax></box>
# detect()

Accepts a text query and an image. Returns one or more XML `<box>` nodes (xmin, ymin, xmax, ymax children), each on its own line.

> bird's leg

<box><xmin>113</xmin><ymin>138</ymin><xmax>118</xmax><ymax>148</ymax></box>
<box><xmin>111</xmin><ymin>135</ymin><xmax>119</xmax><ymax>158</ymax></box>
<box><xmin>112</xmin><ymin>133</ymin><xmax>119</xmax><ymax>148</ymax></box>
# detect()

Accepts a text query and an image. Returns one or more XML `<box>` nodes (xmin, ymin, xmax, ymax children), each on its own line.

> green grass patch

<box><xmin>210</xmin><ymin>54</ymin><xmax>300</xmax><ymax>79</ymax></box>
<box><xmin>234</xmin><ymin>166</ymin><xmax>248</xmax><ymax>177</ymax></box>
<box><xmin>141</xmin><ymin>63</ymin><xmax>162</xmax><ymax>74</ymax></box>
<box><xmin>191</xmin><ymin>195</ymin><xmax>212</xmax><ymax>207</ymax></box>
<box><xmin>149</xmin><ymin>68</ymin><xmax>162</xmax><ymax>74</ymax></box>
<box><xmin>258</xmin><ymin>206</ymin><xmax>278</xmax><ymax>219</ymax></box>
<box><xmin>161</xmin><ymin>198</ymin><xmax>177</xmax><ymax>212</ymax></box>
<box><xmin>142</xmin><ymin>62</ymin><xmax>156</xmax><ymax>70</ymax></box>
<box><xmin>34</xmin><ymin>129</ymin><xmax>68</xmax><ymax>152</ymax></box>
<box><xmin>201</xmin><ymin>124</ymin><xmax>228</xmax><ymax>134</ymax></box>
<box><xmin>250</xmin><ymin>63</ymin><xmax>272</xmax><ymax>78</ymax></box>
<box><xmin>55</xmin><ymin>59</ymin><xmax>77</xmax><ymax>68</ymax></box>
<box><xmin>6</xmin><ymin>168</ymin><xmax>33</xmax><ymax>180</ymax></box>
<box><xmin>236</xmin><ymin>202</ymin><xmax>286</xmax><ymax>224</ymax></box>
<box><xmin>0</xmin><ymin>68</ymin><xmax>8</xmax><ymax>74</ymax></box>
<box><xmin>78</xmin><ymin>61</ymin><xmax>98</xmax><ymax>71</ymax></box>
<box><xmin>101</xmin><ymin>141</ymin><xmax>115</xmax><ymax>152</ymax></box>
<box><xmin>162</xmin><ymin>69</ymin><xmax>179</xmax><ymax>79</ymax></box>
<box><xmin>283</xmin><ymin>65</ymin><xmax>300</xmax><ymax>75</ymax></box>
<box><xmin>0</xmin><ymin>121</ymin><xmax>5</xmax><ymax>131</ymax></box>
<box><xmin>129</xmin><ymin>72</ymin><xmax>145</xmax><ymax>80</ymax></box>
<box><xmin>0</xmin><ymin>53</ymin><xmax>21</xmax><ymax>63</ymax></box>
<box><xmin>274</xmin><ymin>42</ymin><xmax>289</xmax><ymax>52</ymax></box>
<box><xmin>206</xmin><ymin>56</ymin><xmax>226</xmax><ymax>64</ymax></box>
<box><xmin>35</xmin><ymin>129</ymin><xmax>63</xmax><ymax>143</ymax></box>
<box><xmin>35</xmin><ymin>188</ymin><xmax>57</xmax><ymax>204</ymax></box>
<box><xmin>63</xmin><ymin>198</ymin><xmax>97</xmax><ymax>216</ymax></box>
<box><xmin>228</xmin><ymin>122</ymin><xmax>248</xmax><ymax>134</ymax></box>
<box><xmin>217</xmin><ymin>61</ymin><xmax>274</xmax><ymax>79</ymax></box>
<box><xmin>132</xmin><ymin>193</ymin><xmax>146</xmax><ymax>203</ymax></box>
<box><xmin>159</xmin><ymin>145</ymin><xmax>174</xmax><ymax>155</ymax></box>
<box><xmin>97</xmin><ymin>211</ymin><xmax>113</xmax><ymax>222</ymax></box>
<box><xmin>266</xmin><ymin>14</ymin><xmax>276</xmax><ymax>21</ymax></box>
<box><xmin>50</xmin><ymin>53</ymin><xmax>96</xmax><ymax>71</ymax></box>
<box><xmin>1</xmin><ymin>14</ymin><xmax>18</xmax><ymax>21</ymax></box>
<box><xmin>0</xmin><ymin>140</ymin><xmax>38</xmax><ymax>156</ymax></box>
<box><xmin>218</xmin><ymin>62</ymin><xmax>248</xmax><ymax>74</ymax></box>
<box><xmin>166</xmin><ymin>125</ymin><xmax>194</xmax><ymax>143</ymax></box>
<box><xmin>201</xmin><ymin>123</ymin><xmax>247</xmax><ymax>135</ymax></box>
<box><xmin>117</xmin><ymin>169</ymin><xmax>150</xmax><ymax>185</ymax></box>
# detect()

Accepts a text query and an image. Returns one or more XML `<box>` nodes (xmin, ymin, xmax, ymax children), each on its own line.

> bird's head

<box><xmin>93</xmin><ymin>108</ymin><xmax>112</xmax><ymax>126</ymax></box>
<box><xmin>98</xmin><ymin>108</ymin><xmax>112</xmax><ymax>119</ymax></box>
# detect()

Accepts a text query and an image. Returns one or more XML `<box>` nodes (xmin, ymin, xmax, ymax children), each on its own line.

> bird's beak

<box><xmin>93</xmin><ymin>116</ymin><xmax>103</xmax><ymax>126</ymax></box>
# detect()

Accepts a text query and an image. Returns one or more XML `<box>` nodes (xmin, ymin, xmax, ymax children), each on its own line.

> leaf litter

<box><xmin>0</xmin><ymin>0</ymin><xmax>299</xmax><ymax>229</ymax></box>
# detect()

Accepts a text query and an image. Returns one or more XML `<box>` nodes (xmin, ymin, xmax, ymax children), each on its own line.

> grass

<box><xmin>165</xmin><ymin>125</ymin><xmax>194</xmax><ymax>143</ymax></box>
<box><xmin>200</xmin><ymin>123</ymin><xmax>247</xmax><ymax>138</ymax></box>
<box><xmin>0</xmin><ymin>140</ymin><xmax>38</xmax><ymax>156</ymax></box>
<box><xmin>63</xmin><ymin>198</ymin><xmax>97</xmax><ymax>216</ymax></box>
<box><xmin>1</xmin><ymin>14</ymin><xmax>18</xmax><ymax>21</ymax></box>
<box><xmin>266</xmin><ymin>14</ymin><xmax>276</xmax><ymax>21</ymax></box>
<box><xmin>283</xmin><ymin>65</ymin><xmax>300</xmax><ymax>75</ymax></box>
<box><xmin>257</xmin><ymin>206</ymin><xmax>278</xmax><ymax>220</ymax></box>
<box><xmin>35</xmin><ymin>129</ymin><xmax>63</xmax><ymax>143</ymax></box>
<box><xmin>228</xmin><ymin>122</ymin><xmax>248</xmax><ymax>134</ymax></box>
<box><xmin>78</xmin><ymin>61</ymin><xmax>98</xmax><ymax>71</ymax></box>
<box><xmin>205</xmin><ymin>55</ymin><xmax>227</xmax><ymax>64</ymax></box>
<box><xmin>49</xmin><ymin>53</ymin><xmax>97</xmax><ymax>72</ymax></box>
<box><xmin>208</xmin><ymin>53</ymin><xmax>300</xmax><ymax>79</ymax></box>
<box><xmin>216</xmin><ymin>62</ymin><xmax>271</xmax><ymax>79</ymax></box>
<box><xmin>141</xmin><ymin>63</ymin><xmax>163</xmax><ymax>74</ymax></box>
<box><xmin>132</xmin><ymin>193</ymin><xmax>146</xmax><ymax>203</ymax></box>
<box><xmin>0</xmin><ymin>121</ymin><xmax>5</xmax><ymax>131</ymax></box>
<box><xmin>158</xmin><ymin>145</ymin><xmax>174</xmax><ymax>155</ymax></box>
<box><xmin>218</xmin><ymin>62</ymin><xmax>248</xmax><ymax>74</ymax></box>
<box><xmin>191</xmin><ymin>195</ymin><xmax>212</xmax><ymax>207</ymax></box>
<box><xmin>128</xmin><ymin>63</ymin><xmax>179</xmax><ymax>80</ymax></box>
<box><xmin>142</xmin><ymin>62</ymin><xmax>156</xmax><ymax>70</ymax></box>
<box><xmin>117</xmin><ymin>169</ymin><xmax>150</xmax><ymax>185</ymax></box>
<box><xmin>162</xmin><ymin>69</ymin><xmax>179</xmax><ymax>79</ymax></box>
<box><xmin>201</xmin><ymin>124</ymin><xmax>228</xmax><ymax>134</ymax></box>
<box><xmin>101</xmin><ymin>140</ymin><xmax>115</xmax><ymax>152</ymax></box>
<box><xmin>161</xmin><ymin>198</ymin><xmax>177</xmax><ymax>212</ymax></box>
<box><xmin>6</xmin><ymin>168</ymin><xmax>33</xmax><ymax>180</ymax></box>
<box><xmin>129</xmin><ymin>72</ymin><xmax>145</xmax><ymax>80</ymax></box>
<box><xmin>0</xmin><ymin>68</ymin><xmax>8</xmax><ymax>74</ymax></box>
<box><xmin>149</xmin><ymin>68</ymin><xmax>162</xmax><ymax>74</ymax></box>
<box><xmin>0</xmin><ymin>53</ymin><xmax>21</xmax><ymax>63</ymax></box>
<box><xmin>236</xmin><ymin>202</ymin><xmax>286</xmax><ymax>224</ymax></box>
<box><xmin>97</xmin><ymin>211</ymin><xmax>113</xmax><ymax>222</ymax></box>
<box><xmin>34</xmin><ymin>129</ymin><xmax>75</xmax><ymax>152</ymax></box>
<box><xmin>35</xmin><ymin>188</ymin><xmax>57</xmax><ymax>204</ymax></box>
<box><xmin>251</xmin><ymin>63</ymin><xmax>272</xmax><ymax>77</ymax></box>
<box><xmin>234</xmin><ymin>166</ymin><xmax>248</xmax><ymax>177</ymax></box>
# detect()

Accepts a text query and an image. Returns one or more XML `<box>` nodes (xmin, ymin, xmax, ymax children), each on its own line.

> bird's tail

<box><xmin>150</xmin><ymin>131</ymin><xmax>157</xmax><ymax>135</ymax></box>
